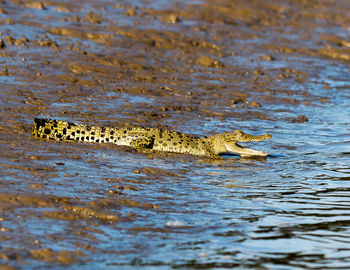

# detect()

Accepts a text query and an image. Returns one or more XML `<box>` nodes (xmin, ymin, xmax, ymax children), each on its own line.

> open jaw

<box><xmin>225</xmin><ymin>142</ymin><xmax>268</xmax><ymax>157</ymax></box>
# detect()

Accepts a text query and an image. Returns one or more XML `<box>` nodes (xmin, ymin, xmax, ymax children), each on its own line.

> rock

<box><xmin>195</xmin><ymin>56</ymin><xmax>223</xmax><ymax>68</ymax></box>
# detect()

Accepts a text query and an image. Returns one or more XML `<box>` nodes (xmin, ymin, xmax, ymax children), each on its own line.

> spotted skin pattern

<box><xmin>32</xmin><ymin>118</ymin><xmax>271</xmax><ymax>158</ymax></box>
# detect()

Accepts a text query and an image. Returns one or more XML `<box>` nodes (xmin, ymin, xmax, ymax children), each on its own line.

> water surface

<box><xmin>0</xmin><ymin>0</ymin><xmax>349</xmax><ymax>268</ymax></box>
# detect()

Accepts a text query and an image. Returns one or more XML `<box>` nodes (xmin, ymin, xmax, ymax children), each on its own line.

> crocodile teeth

<box><xmin>237</xmin><ymin>143</ymin><xmax>268</xmax><ymax>157</ymax></box>
<box><xmin>226</xmin><ymin>143</ymin><xmax>268</xmax><ymax>157</ymax></box>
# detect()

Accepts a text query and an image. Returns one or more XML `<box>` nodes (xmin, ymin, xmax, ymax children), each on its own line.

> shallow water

<box><xmin>0</xmin><ymin>0</ymin><xmax>350</xmax><ymax>268</ymax></box>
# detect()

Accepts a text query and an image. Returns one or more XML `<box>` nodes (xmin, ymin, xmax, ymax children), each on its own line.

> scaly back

<box><xmin>32</xmin><ymin>118</ymin><xmax>155</xmax><ymax>145</ymax></box>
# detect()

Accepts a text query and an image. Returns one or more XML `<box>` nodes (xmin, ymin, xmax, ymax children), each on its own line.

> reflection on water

<box><xmin>0</xmin><ymin>0</ymin><xmax>349</xmax><ymax>268</ymax></box>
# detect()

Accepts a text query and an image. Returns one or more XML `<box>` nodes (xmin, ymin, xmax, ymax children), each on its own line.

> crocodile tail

<box><xmin>32</xmin><ymin>118</ymin><xmax>116</xmax><ymax>144</ymax></box>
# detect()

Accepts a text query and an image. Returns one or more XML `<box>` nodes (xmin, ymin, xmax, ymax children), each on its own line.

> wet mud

<box><xmin>0</xmin><ymin>0</ymin><xmax>350</xmax><ymax>268</ymax></box>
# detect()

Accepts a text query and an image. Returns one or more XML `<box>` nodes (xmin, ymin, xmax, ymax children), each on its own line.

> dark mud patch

<box><xmin>0</xmin><ymin>0</ymin><xmax>349</xmax><ymax>268</ymax></box>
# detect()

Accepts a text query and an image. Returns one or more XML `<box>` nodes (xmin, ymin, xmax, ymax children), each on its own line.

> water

<box><xmin>0</xmin><ymin>0</ymin><xmax>349</xmax><ymax>268</ymax></box>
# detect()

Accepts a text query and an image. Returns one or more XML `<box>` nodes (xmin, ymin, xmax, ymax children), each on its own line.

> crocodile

<box><xmin>32</xmin><ymin>118</ymin><xmax>272</xmax><ymax>158</ymax></box>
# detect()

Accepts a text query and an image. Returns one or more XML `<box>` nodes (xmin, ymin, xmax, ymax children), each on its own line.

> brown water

<box><xmin>0</xmin><ymin>0</ymin><xmax>350</xmax><ymax>268</ymax></box>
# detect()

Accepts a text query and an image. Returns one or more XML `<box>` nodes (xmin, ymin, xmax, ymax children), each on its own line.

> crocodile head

<box><xmin>209</xmin><ymin>129</ymin><xmax>272</xmax><ymax>157</ymax></box>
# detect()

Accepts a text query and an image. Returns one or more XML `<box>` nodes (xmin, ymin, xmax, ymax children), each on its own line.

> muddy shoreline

<box><xmin>0</xmin><ymin>0</ymin><xmax>349</xmax><ymax>268</ymax></box>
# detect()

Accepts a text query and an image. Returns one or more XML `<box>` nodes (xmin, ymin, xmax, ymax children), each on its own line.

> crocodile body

<box><xmin>32</xmin><ymin>118</ymin><xmax>271</xmax><ymax>158</ymax></box>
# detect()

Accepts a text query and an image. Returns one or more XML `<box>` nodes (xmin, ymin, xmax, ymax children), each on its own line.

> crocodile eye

<box><xmin>224</xmin><ymin>133</ymin><xmax>231</xmax><ymax>139</ymax></box>
<box><xmin>233</xmin><ymin>129</ymin><xmax>243</xmax><ymax>138</ymax></box>
<box><xmin>224</xmin><ymin>133</ymin><xmax>235</xmax><ymax>141</ymax></box>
